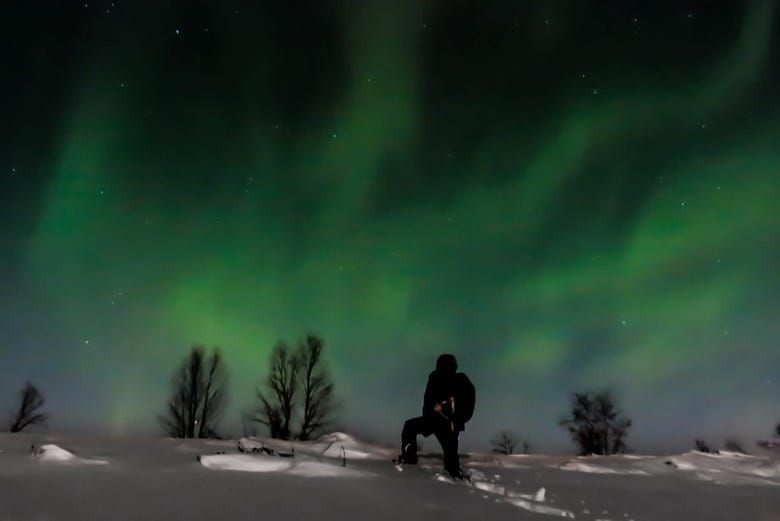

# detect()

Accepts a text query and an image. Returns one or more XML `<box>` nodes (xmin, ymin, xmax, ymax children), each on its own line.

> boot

<box><xmin>398</xmin><ymin>442</ymin><xmax>418</xmax><ymax>464</ymax></box>
<box><xmin>446</xmin><ymin>466</ymin><xmax>465</xmax><ymax>480</ymax></box>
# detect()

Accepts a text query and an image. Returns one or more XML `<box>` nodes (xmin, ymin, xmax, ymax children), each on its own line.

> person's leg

<box><xmin>400</xmin><ymin>416</ymin><xmax>429</xmax><ymax>464</ymax></box>
<box><xmin>434</xmin><ymin>429</ymin><xmax>462</xmax><ymax>478</ymax></box>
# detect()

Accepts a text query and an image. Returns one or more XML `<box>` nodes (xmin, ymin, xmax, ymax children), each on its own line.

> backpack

<box><xmin>454</xmin><ymin>372</ymin><xmax>476</xmax><ymax>424</ymax></box>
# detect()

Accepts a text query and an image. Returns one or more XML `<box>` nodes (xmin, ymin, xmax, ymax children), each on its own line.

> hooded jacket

<box><xmin>422</xmin><ymin>370</ymin><xmax>475</xmax><ymax>432</ymax></box>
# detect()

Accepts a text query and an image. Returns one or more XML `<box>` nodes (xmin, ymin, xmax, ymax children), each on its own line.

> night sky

<box><xmin>1</xmin><ymin>1</ymin><xmax>779</xmax><ymax>451</ymax></box>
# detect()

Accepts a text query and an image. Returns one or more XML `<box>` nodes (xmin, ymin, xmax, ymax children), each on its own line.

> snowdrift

<box><xmin>2</xmin><ymin>432</ymin><xmax>779</xmax><ymax>521</ymax></box>
<box><xmin>236</xmin><ymin>431</ymin><xmax>393</xmax><ymax>461</ymax></box>
<box><xmin>33</xmin><ymin>444</ymin><xmax>108</xmax><ymax>466</ymax></box>
<box><xmin>199</xmin><ymin>453</ymin><xmax>371</xmax><ymax>478</ymax></box>
<box><xmin>555</xmin><ymin>450</ymin><xmax>780</xmax><ymax>486</ymax></box>
<box><xmin>659</xmin><ymin>450</ymin><xmax>780</xmax><ymax>486</ymax></box>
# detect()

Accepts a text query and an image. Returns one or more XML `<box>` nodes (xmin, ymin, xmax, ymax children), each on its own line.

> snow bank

<box><xmin>199</xmin><ymin>454</ymin><xmax>292</xmax><ymax>473</ymax></box>
<box><xmin>200</xmin><ymin>453</ymin><xmax>373</xmax><ymax>478</ymax></box>
<box><xmin>36</xmin><ymin>444</ymin><xmax>76</xmax><ymax>462</ymax></box>
<box><xmin>34</xmin><ymin>444</ymin><xmax>107</xmax><ymax>466</ymax></box>
<box><xmin>559</xmin><ymin>461</ymin><xmax>648</xmax><ymax>475</ymax></box>
<box><xmin>554</xmin><ymin>451</ymin><xmax>780</xmax><ymax>486</ymax></box>
<box><xmin>287</xmin><ymin>461</ymin><xmax>371</xmax><ymax>478</ymax></box>
<box><xmin>315</xmin><ymin>432</ymin><xmax>389</xmax><ymax>460</ymax></box>
<box><xmin>237</xmin><ymin>432</ymin><xmax>392</xmax><ymax>462</ymax></box>
<box><xmin>654</xmin><ymin>451</ymin><xmax>780</xmax><ymax>486</ymax></box>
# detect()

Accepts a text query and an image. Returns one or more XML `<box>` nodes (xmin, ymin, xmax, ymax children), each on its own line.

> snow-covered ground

<box><xmin>1</xmin><ymin>432</ymin><xmax>778</xmax><ymax>520</ymax></box>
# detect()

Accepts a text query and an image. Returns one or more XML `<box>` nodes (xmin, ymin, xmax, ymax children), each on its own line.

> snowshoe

<box><xmin>394</xmin><ymin>452</ymin><xmax>418</xmax><ymax>465</ymax></box>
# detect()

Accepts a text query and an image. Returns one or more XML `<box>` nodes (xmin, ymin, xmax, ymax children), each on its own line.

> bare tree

<box><xmin>694</xmin><ymin>439</ymin><xmax>717</xmax><ymax>454</ymax></box>
<box><xmin>255</xmin><ymin>342</ymin><xmax>300</xmax><ymax>440</ymax></box>
<box><xmin>491</xmin><ymin>431</ymin><xmax>517</xmax><ymax>455</ymax></box>
<box><xmin>560</xmin><ymin>390</ymin><xmax>631</xmax><ymax>455</ymax></box>
<box><xmin>159</xmin><ymin>347</ymin><xmax>227</xmax><ymax>439</ymax></box>
<box><xmin>724</xmin><ymin>438</ymin><xmax>747</xmax><ymax>454</ymax></box>
<box><xmin>297</xmin><ymin>335</ymin><xmax>336</xmax><ymax>441</ymax></box>
<box><xmin>197</xmin><ymin>350</ymin><xmax>227</xmax><ymax>438</ymax></box>
<box><xmin>9</xmin><ymin>382</ymin><xmax>48</xmax><ymax>433</ymax></box>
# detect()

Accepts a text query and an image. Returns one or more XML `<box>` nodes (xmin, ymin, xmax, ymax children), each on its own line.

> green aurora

<box><xmin>1</xmin><ymin>1</ymin><xmax>779</xmax><ymax>449</ymax></box>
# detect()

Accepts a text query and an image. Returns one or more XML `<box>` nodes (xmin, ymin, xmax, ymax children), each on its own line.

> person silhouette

<box><xmin>397</xmin><ymin>354</ymin><xmax>475</xmax><ymax>479</ymax></box>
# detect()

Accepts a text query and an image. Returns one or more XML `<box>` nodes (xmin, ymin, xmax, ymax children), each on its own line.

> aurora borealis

<box><xmin>1</xmin><ymin>1</ymin><xmax>779</xmax><ymax>450</ymax></box>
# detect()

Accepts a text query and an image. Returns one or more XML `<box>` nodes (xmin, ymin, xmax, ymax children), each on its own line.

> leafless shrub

<box><xmin>491</xmin><ymin>431</ymin><xmax>517</xmax><ymax>455</ymax></box>
<box><xmin>9</xmin><ymin>382</ymin><xmax>48</xmax><ymax>433</ymax></box>
<box><xmin>694</xmin><ymin>439</ymin><xmax>718</xmax><ymax>454</ymax></box>
<box><xmin>724</xmin><ymin>438</ymin><xmax>747</xmax><ymax>454</ymax></box>
<box><xmin>560</xmin><ymin>390</ymin><xmax>631</xmax><ymax>455</ymax></box>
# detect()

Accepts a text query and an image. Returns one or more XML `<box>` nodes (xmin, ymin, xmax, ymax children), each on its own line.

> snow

<box><xmin>35</xmin><ymin>444</ymin><xmax>76</xmax><ymax>462</ymax></box>
<box><xmin>652</xmin><ymin>450</ymin><xmax>780</xmax><ymax>486</ymax></box>
<box><xmin>286</xmin><ymin>461</ymin><xmax>371</xmax><ymax>478</ymax></box>
<box><xmin>559</xmin><ymin>461</ymin><xmax>649</xmax><ymax>475</ymax></box>
<box><xmin>314</xmin><ymin>432</ymin><xmax>389</xmax><ymax>460</ymax></box>
<box><xmin>473</xmin><ymin>480</ymin><xmax>505</xmax><ymax>495</ymax></box>
<box><xmin>1</xmin><ymin>433</ymin><xmax>779</xmax><ymax>520</ymax></box>
<box><xmin>200</xmin><ymin>453</ymin><xmax>372</xmax><ymax>478</ymax></box>
<box><xmin>505</xmin><ymin>497</ymin><xmax>575</xmax><ymax>518</ymax></box>
<box><xmin>237</xmin><ymin>432</ymin><xmax>393</xmax><ymax>461</ymax></box>
<box><xmin>554</xmin><ymin>451</ymin><xmax>780</xmax><ymax>486</ymax></box>
<box><xmin>34</xmin><ymin>444</ymin><xmax>108</xmax><ymax>466</ymax></box>
<box><xmin>199</xmin><ymin>453</ymin><xmax>292</xmax><ymax>473</ymax></box>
